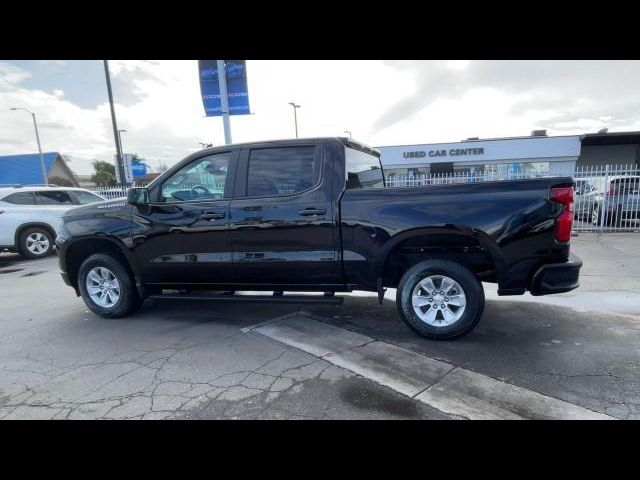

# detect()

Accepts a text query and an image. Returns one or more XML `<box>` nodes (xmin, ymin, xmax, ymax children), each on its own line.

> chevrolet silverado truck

<box><xmin>57</xmin><ymin>137</ymin><xmax>581</xmax><ymax>340</ymax></box>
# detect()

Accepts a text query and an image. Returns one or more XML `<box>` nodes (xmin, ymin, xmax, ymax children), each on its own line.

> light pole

<box><xmin>103</xmin><ymin>60</ymin><xmax>126</xmax><ymax>184</ymax></box>
<box><xmin>117</xmin><ymin>129</ymin><xmax>127</xmax><ymax>156</ymax></box>
<box><xmin>117</xmin><ymin>129</ymin><xmax>128</xmax><ymax>183</ymax></box>
<box><xmin>344</xmin><ymin>130</ymin><xmax>352</xmax><ymax>139</ymax></box>
<box><xmin>288</xmin><ymin>102</ymin><xmax>300</xmax><ymax>138</ymax></box>
<box><xmin>10</xmin><ymin>107</ymin><xmax>48</xmax><ymax>184</ymax></box>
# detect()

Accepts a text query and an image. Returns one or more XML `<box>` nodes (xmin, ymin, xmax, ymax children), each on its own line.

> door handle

<box><xmin>200</xmin><ymin>211</ymin><xmax>225</xmax><ymax>220</ymax></box>
<box><xmin>298</xmin><ymin>208</ymin><xmax>326</xmax><ymax>216</ymax></box>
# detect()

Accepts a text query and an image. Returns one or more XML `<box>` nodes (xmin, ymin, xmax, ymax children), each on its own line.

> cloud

<box><xmin>1</xmin><ymin>60</ymin><xmax>639</xmax><ymax>178</ymax></box>
<box><xmin>373</xmin><ymin>60</ymin><xmax>640</xmax><ymax>136</ymax></box>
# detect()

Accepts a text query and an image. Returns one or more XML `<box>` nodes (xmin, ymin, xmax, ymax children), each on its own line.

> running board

<box><xmin>149</xmin><ymin>292</ymin><xmax>344</xmax><ymax>305</ymax></box>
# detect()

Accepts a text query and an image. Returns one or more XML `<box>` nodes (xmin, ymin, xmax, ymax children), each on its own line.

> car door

<box><xmin>228</xmin><ymin>143</ymin><xmax>338</xmax><ymax>286</ymax></box>
<box><xmin>131</xmin><ymin>150</ymin><xmax>237</xmax><ymax>285</ymax></box>
<box><xmin>0</xmin><ymin>191</ymin><xmax>38</xmax><ymax>246</ymax></box>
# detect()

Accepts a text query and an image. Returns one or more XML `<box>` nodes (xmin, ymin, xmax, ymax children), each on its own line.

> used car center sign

<box><xmin>377</xmin><ymin>136</ymin><xmax>581</xmax><ymax>166</ymax></box>
<box><xmin>403</xmin><ymin>147</ymin><xmax>485</xmax><ymax>158</ymax></box>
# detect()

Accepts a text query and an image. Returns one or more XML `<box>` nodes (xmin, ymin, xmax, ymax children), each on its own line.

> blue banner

<box><xmin>198</xmin><ymin>60</ymin><xmax>250</xmax><ymax>116</ymax></box>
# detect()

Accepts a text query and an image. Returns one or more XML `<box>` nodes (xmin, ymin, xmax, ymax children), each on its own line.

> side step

<box><xmin>149</xmin><ymin>291</ymin><xmax>344</xmax><ymax>305</ymax></box>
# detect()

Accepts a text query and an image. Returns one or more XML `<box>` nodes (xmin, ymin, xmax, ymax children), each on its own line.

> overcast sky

<box><xmin>1</xmin><ymin>60</ymin><xmax>639</xmax><ymax>175</ymax></box>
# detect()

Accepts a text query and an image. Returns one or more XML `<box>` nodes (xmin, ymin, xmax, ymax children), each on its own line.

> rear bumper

<box><xmin>529</xmin><ymin>254</ymin><xmax>582</xmax><ymax>296</ymax></box>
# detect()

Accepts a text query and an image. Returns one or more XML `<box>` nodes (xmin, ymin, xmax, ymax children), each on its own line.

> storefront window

<box><xmin>484</xmin><ymin>162</ymin><xmax>549</xmax><ymax>180</ymax></box>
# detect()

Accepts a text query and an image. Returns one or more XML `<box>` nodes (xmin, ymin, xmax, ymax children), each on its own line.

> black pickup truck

<box><xmin>57</xmin><ymin>137</ymin><xmax>581</xmax><ymax>339</ymax></box>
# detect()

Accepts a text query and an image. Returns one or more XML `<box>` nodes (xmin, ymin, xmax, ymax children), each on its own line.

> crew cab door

<box><xmin>131</xmin><ymin>150</ymin><xmax>236</xmax><ymax>285</ymax></box>
<box><xmin>228</xmin><ymin>143</ymin><xmax>338</xmax><ymax>286</ymax></box>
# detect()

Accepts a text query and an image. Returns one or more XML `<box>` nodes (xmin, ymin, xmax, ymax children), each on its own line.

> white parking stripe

<box><xmin>251</xmin><ymin>313</ymin><xmax>614</xmax><ymax>420</ymax></box>
<box><xmin>255</xmin><ymin>313</ymin><xmax>371</xmax><ymax>357</ymax></box>
<box><xmin>327</xmin><ymin>341</ymin><xmax>453</xmax><ymax>397</ymax></box>
<box><xmin>416</xmin><ymin>368</ymin><xmax>611</xmax><ymax>420</ymax></box>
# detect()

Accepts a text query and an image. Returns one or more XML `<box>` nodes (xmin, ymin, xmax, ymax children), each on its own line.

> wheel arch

<box><xmin>63</xmin><ymin>236</ymin><xmax>143</xmax><ymax>297</ymax></box>
<box><xmin>376</xmin><ymin>225</ymin><xmax>506</xmax><ymax>287</ymax></box>
<box><xmin>15</xmin><ymin>222</ymin><xmax>57</xmax><ymax>248</ymax></box>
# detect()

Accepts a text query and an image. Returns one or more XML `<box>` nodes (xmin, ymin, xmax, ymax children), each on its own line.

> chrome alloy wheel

<box><xmin>26</xmin><ymin>232</ymin><xmax>50</xmax><ymax>255</ymax></box>
<box><xmin>86</xmin><ymin>267</ymin><xmax>121</xmax><ymax>308</ymax></box>
<box><xmin>411</xmin><ymin>275</ymin><xmax>467</xmax><ymax>327</ymax></box>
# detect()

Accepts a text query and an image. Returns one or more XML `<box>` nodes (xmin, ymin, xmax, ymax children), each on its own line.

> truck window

<box><xmin>161</xmin><ymin>153</ymin><xmax>230</xmax><ymax>202</ymax></box>
<box><xmin>246</xmin><ymin>146</ymin><xmax>318</xmax><ymax>197</ymax></box>
<box><xmin>345</xmin><ymin>147</ymin><xmax>384</xmax><ymax>189</ymax></box>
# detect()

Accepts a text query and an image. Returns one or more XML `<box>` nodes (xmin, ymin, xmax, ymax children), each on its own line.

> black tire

<box><xmin>396</xmin><ymin>259</ymin><xmax>485</xmax><ymax>340</ymax></box>
<box><xmin>78</xmin><ymin>253</ymin><xmax>141</xmax><ymax>318</ymax></box>
<box><xmin>18</xmin><ymin>226</ymin><xmax>54</xmax><ymax>259</ymax></box>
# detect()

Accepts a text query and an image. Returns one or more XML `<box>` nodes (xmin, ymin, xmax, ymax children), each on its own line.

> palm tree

<box><xmin>91</xmin><ymin>160</ymin><xmax>116</xmax><ymax>187</ymax></box>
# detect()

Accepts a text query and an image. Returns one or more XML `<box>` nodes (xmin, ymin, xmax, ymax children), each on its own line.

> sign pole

<box><xmin>103</xmin><ymin>60</ymin><xmax>126</xmax><ymax>184</ymax></box>
<box><xmin>217</xmin><ymin>60</ymin><xmax>232</xmax><ymax>145</ymax></box>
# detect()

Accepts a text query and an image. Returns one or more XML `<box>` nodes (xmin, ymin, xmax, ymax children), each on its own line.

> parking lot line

<box><xmin>415</xmin><ymin>368</ymin><xmax>611</xmax><ymax>420</ymax></box>
<box><xmin>250</xmin><ymin>313</ymin><xmax>614</xmax><ymax>420</ymax></box>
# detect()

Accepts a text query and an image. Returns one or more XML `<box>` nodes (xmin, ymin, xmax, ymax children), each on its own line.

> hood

<box><xmin>63</xmin><ymin>197</ymin><xmax>129</xmax><ymax>219</ymax></box>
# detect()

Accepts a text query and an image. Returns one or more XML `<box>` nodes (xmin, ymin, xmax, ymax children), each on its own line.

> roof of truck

<box><xmin>199</xmin><ymin>137</ymin><xmax>380</xmax><ymax>156</ymax></box>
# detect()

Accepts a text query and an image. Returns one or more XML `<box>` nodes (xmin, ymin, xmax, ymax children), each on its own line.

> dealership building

<box><xmin>377</xmin><ymin>130</ymin><xmax>640</xmax><ymax>180</ymax></box>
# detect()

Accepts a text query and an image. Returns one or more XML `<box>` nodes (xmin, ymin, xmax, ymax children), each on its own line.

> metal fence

<box><xmin>385</xmin><ymin>164</ymin><xmax>640</xmax><ymax>233</ymax></box>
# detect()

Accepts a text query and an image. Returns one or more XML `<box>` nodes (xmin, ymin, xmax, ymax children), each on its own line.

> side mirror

<box><xmin>127</xmin><ymin>187</ymin><xmax>150</xmax><ymax>206</ymax></box>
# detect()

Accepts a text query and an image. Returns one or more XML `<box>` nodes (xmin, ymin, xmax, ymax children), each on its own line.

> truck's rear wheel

<box><xmin>396</xmin><ymin>259</ymin><xmax>484</xmax><ymax>340</ymax></box>
<box><xmin>78</xmin><ymin>253</ymin><xmax>141</xmax><ymax>318</ymax></box>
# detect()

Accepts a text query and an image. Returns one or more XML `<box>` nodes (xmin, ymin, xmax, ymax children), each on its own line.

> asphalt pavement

<box><xmin>0</xmin><ymin>232</ymin><xmax>638</xmax><ymax>419</ymax></box>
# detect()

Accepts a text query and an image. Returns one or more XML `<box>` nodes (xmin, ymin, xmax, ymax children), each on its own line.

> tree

<box><xmin>91</xmin><ymin>160</ymin><xmax>116</xmax><ymax>187</ymax></box>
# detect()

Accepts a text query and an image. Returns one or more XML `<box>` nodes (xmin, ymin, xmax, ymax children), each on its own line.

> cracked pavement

<box><xmin>0</xmin><ymin>232</ymin><xmax>638</xmax><ymax>419</ymax></box>
<box><xmin>0</xmin><ymin>255</ymin><xmax>447</xmax><ymax>420</ymax></box>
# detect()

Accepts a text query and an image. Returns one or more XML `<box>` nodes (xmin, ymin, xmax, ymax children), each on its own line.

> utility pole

<box><xmin>217</xmin><ymin>60</ymin><xmax>232</xmax><ymax>145</ymax></box>
<box><xmin>10</xmin><ymin>107</ymin><xmax>48</xmax><ymax>184</ymax></box>
<box><xmin>344</xmin><ymin>130</ymin><xmax>352</xmax><ymax>139</ymax></box>
<box><xmin>288</xmin><ymin>102</ymin><xmax>300</xmax><ymax>138</ymax></box>
<box><xmin>103</xmin><ymin>60</ymin><xmax>126</xmax><ymax>184</ymax></box>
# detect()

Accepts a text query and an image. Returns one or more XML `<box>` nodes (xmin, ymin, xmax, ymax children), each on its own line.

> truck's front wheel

<box><xmin>78</xmin><ymin>253</ymin><xmax>141</xmax><ymax>318</ymax></box>
<box><xmin>396</xmin><ymin>259</ymin><xmax>484</xmax><ymax>340</ymax></box>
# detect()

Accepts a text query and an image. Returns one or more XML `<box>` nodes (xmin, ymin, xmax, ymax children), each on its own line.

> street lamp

<box><xmin>117</xmin><ymin>129</ymin><xmax>127</xmax><ymax>156</ymax></box>
<box><xmin>117</xmin><ymin>129</ymin><xmax>128</xmax><ymax>183</ymax></box>
<box><xmin>288</xmin><ymin>102</ymin><xmax>301</xmax><ymax>138</ymax></box>
<box><xmin>10</xmin><ymin>107</ymin><xmax>48</xmax><ymax>184</ymax></box>
<box><xmin>344</xmin><ymin>130</ymin><xmax>352</xmax><ymax>139</ymax></box>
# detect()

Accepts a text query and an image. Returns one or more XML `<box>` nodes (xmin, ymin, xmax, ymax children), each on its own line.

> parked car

<box><xmin>57</xmin><ymin>138</ymin><xmax>581</xmax><ymax>340</ymax></box>
<box><xmin>591</xmin><ymin>175</ymin><xmax>640</xmax><ymax>227</ymax></box>
<box><xmin>573</xmin><ymin>179</ymin><xmax>600</xmax><ymax>220</ymax></box>
<box><xmin>0</xmin><ymin>186</ymin><xmax>106</xmax><ymax>258</ymax></box>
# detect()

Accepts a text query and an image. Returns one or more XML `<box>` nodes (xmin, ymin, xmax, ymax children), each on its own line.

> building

<box><xmin>0</xmin><ymin>152</ymin><xmax>79</xmax><ymax>187</ymax></box>
<box><xmin>377</xmin><ymin>130</ymin><xmax>640</xmax><ymax>180</ymax></box>
<box><xmin>579</xmin><ymin>131</ymin><xmax>640</xmax><ymax>167</ymax></box>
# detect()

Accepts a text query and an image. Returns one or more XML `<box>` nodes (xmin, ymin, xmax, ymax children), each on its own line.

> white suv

<box><xmin>0</xmin><ymin>186</ymin><xmax>106</xmax><ymax>259</ymax></box>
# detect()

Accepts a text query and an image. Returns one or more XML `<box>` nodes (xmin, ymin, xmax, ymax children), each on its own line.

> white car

<box><xmin>0</xmin><ymin>186</ymin><xmax>106</xmax><ymax>259</ymax></box>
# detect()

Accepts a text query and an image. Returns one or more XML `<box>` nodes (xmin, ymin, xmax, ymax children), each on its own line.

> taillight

<box><xmin>550</xmin><ymin>186</ymin><xmax>573</xmax><ymax>243</ymax></box>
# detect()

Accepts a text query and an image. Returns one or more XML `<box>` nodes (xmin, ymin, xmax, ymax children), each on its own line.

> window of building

<box><xmin>247</xmin><ymin>146</ymin><xmax>319</xmax><ymax>197</ymax></box>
